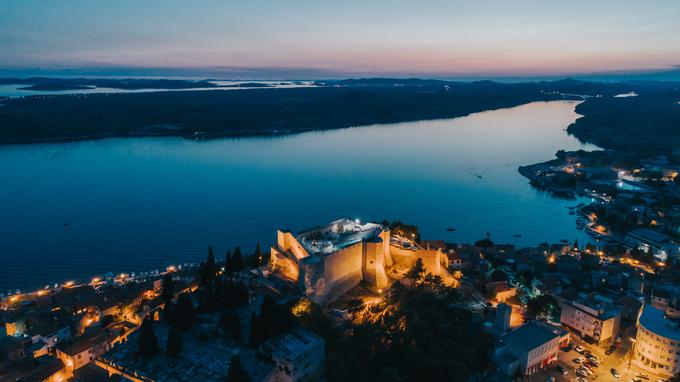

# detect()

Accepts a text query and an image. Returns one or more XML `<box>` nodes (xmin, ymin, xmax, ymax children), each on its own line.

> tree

<box><xmin>171</xmin><ymin>294</ymin><xmax>195</xmax><ymax>332</ymax></box>
<box><xmin>406</xmin><ymin>258</ymin><xmax>425</xmax><ymax>283</ymax></box>
<box><xmin>220</xmin><ymin>309</ymin><xmax>241</xmax><ymax>342</ymax></box>
<box><xmin>475</xmin><ymin>237</ymin><xmax>494</xmax><ymax>249</ymax></box>
<box><xmin>207</xmin><ymin>246</ymin><xmax>216</xmax><ymax>276</ymax></box>
<box><xmin>232</xmin><ymin>247</ymin><xmax>245</xmax><ymax>272</ymax></box>
<box><xmin>230</xmin><ymin>311</ymin><xmax>242</xmax><ymax>342</ymax></box>
<box><xmin>249</xmin><ymin>312</ymin><xmax>265</xmax><ymax>346</ymax></box>
<box><xmin>166</xmin><ymin>327</ymin><xmax>183</xmax><ymax>358</ymax></box>
<box><xmin>236</xmin><ymin>281</ymin><xmax>249</xmax><ymax>306</ymax></box>
<box><xmin>226</xmin><ymin>355</ymin><xmax>251</xmax><ymax>382</ymax></box>
<box><xmin>526</xmin><ymin>295</ymin><xmax>559</xmax><ymax>319</ymax></box>
<box><xmin>201</xmin><ymin>246</ymin><xmax>217</xmax><ymax>285</ymax></box>
<box><xmin>422</xmin><ymin>274</ymin><xmax>443</xmax><ymax>290</ymax></box>
<box><xmin>161</xmin><ymin>273</ymin><xmax>175</xmax><ymax>305</ymax></box>
<box><xmin>490</xmin><ymin>269</ymin><xmax>508</xmax><ymax>282</ymax></box>
<box><xmin>225</xmin><ymin>250</ymin><xmax>233</xmax><ymax>275</ymax></box>
<box><xmin>138</xmin><ymin>317</ymin><xmax>158</xmax><ymax>357</ymax></box>
<box><xmin>252</xmin><ymin>243</ymin><xmax>263</xmax><ymax>268</ymax></box>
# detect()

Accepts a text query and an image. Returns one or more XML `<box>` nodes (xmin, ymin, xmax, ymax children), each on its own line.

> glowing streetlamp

<box><xmin>627</xmin><ymin>338</ymin><xmax>637</xmax><ymax>372</ymax></box>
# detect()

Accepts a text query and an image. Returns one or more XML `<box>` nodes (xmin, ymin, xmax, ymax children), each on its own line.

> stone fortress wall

<box><xmin>269</xmin><ymin>219</ymin><xmax>446</xmax><ymax>303</ymax></box>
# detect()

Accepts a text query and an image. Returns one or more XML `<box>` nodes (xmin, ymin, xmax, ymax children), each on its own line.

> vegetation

<box><xmin>568</xmin><ymin>85</ymin><xmax>680</xmax><ymax>156</ymax></box>
<box><xmin>220</xmin><ymin>308</ymin><xmax>242</xmax><ymax>342</ymax></box>
<box><xmin>226</xmin><ymin>355</ymin><xmax>251</xmax><ymax>382</ymax></box>
<box><xmin>170</xmin><ymin>294</ymin><xmax>195</xmax><ymax>332</ymax></box>
<box><xmin>137</xmin><ymin>317</ymin><xmax>158</xmax><ymax>357</ymax></box>
<box><xmin>526</xmin><ymin>294</ymin><xmax>560</xmax><ymax>320</ymax></box>
<box><xmin>490</xmin><ymin>269</ymin><xmax>509</xmax><ymax>282</ymax></box>
<box><xmin>382</xmin><ymin>220</ymin><xmax>421</xmax><ymax>242</ymax></box>
<box><xmin>160</xmin><ymin>273</ymin><xmax>175</xmax><ymax>305</ymax></box>
<box><xmin>405</xmin><ymin>258</ymin><xmax>425</xmax><ymax>283</ymax></box>
<box><xmin>166</xmin><ymin>327</ymin><xmax>183</xmax><ymax>358</ymax></box>
<box><xmin>250</xmin><ymin>296</ymin><xmax>293</xmax><ymax>346</ymax></box>
<box><xmin>327</xmin><ymin>278</ymin><xmax>493</xmax><ymax>381</ymax></box>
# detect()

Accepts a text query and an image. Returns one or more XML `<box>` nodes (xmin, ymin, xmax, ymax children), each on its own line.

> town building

<box><xmin>260</xmin><ymin>328</ymin><xmax>325</xmax><ymax>382</ymax></box>
<box><xmin>559</xmin><ymin>293</ymin><xmax>621</xmax><ymax>345</ymax></box>
<box><xmin>491</xmin><ymin>303</ymin><xmax>512</xmax><ymax>336</ymax></box>
<box><xmin>495</xmin><ymin>321</ymin><xmax>569</xmax><ymax>377</ymax></box>
<box><xmin>487</xmin><ymin>281</ymin><xmax>517</xmax><ymax>303</ymax></box>
<box><xmin>633</xmin><ymin>305</ymin><xmax>680</xmax><ymax>377</ymax></box>
<box><xmin>625</xmin><ymin>228</ymin><xmax>680</xmax><ymax>262</ymax></box>
<box><xmin>56</xmin><ymin>328</ymin><xmax>112</xmax><ymax>373</ymax></box>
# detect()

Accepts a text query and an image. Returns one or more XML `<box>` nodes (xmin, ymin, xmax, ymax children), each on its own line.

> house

<box><xmin>495</xmin><ymin>321</ymin><xmax>569</xmax><ymax>376</ymax></box>
<box><xmin>25</xmin><ymin>312</ymin><xmax>73</xmax><ymax>355</ymax></box>
<box><xmin>56</xmin><ymin>328</ymin><xmax>111</xmax><ymax>372</ymax></box>
<box><xmin>260</xmin><ymin>328</ymin><xmax>325</xmax><ymax>382</ymax></box>
<box><xmin>3</xmin><ymin>356</ymin><xmax>67</xmax><ymax>382</ymax></box>
<box><xmin>560</xmin><ymin>293</ymin><xmax>621</xmax><ymax>345</ymax></box>
<box><xmin>0</xmin><ymin>335</ymin><xmax>27</xmax><ymax>362</ymax></box>
<box><xmin>616</xmin><ymin>295</ymin><xmax>643</xmax><ymax>321</ymax></box>
<box><xmin>487</xmin><ymin>281</ymin><xmax>517</xmax><ymax>303</ymax></box>
<box><xmin>625</xmin><ymin>228</ymin><xmax>679</xmax><ymax>262</ymax></box>
<box><xmin>446</xmin><ymin>251</ymin><xmax>464</xmax><ymax>270</ymax></box>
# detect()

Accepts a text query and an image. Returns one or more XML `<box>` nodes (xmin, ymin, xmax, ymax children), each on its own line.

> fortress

<box><xmin>269</xmin><ymin>218</ymin><xmax>446</xmax><ymax>303</ymax></box>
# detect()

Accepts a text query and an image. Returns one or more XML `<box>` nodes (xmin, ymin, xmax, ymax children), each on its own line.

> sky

<box><xmin>1</xmin><ymin>0</ymin><xmax>680</xmax><ymax>78</ymax></box>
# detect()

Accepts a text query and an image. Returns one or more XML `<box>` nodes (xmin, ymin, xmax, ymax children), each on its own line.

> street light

<box><xmin>627</xmin><ymin>338</ymin><xmax>637</xmax><ymax>372</ymax></box>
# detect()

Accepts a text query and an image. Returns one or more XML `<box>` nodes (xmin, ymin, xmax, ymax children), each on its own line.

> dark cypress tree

<box><xmin>252</xmin><ymin>243</ymin><xmax>263</xmax><ymax>268</ymax></box>
<box><xmin>223</xmin><ymin>279</ymin><xmax>237</xmax><ymax>309</ymax></box>
<box><xmin>138</xmin><ymin>317</ymin><xmax>158</xmax><ymax>357</ymax></box>
<box><xmin>225</xmin><ymin>250</ymin><xmax>233</xmax><ymax>275</ymax></box>
<box><xmin>161</xmin><ymin>273</ymin><xmax>175</xmax><ymax>305</ymax></box>
<box><xmin>166</xmin><ymin>327</ymin><xmax>183</xmax><ymax>358</ymax></box>
<box><xmin>231</xmin><ymin>247</ymin><xmax>246</xmax><ymax>272</ymax></box>
<box><xmin>406</xmin><ymin>258</ymin><xmax>425</xmax><ymax>283</ymax></box>
<box><xmin>231</xmin><ymin>315</ymin><xmax>242</xmax><ymax>343</ymax></box>
<box><xmin>232</xmin><ymin>247</ymin><xmax>244</xmax><ymax>272</ymax></box>
<box><xmin>236</xmin><ymin>281</ymin><xmax>249</xmax><ymax>306</ymax></box>
<box><xmin>249</xmin><ymin>312</ymin><xmax>264</xmax><ymax>346</ymax></box>
<box><xmin>207</xmin><ymin>246</ymin><xmax>216</xmax><ymax>276</ymax></box>
<box><xmin>172</xmin><ymin>294</ymin><xmax>195</xmax><ymax>332</ymax></box>
<box><xmin>226</xmin><ymin>355</ymin><xmax>251</xmax><ymax>382</ymax></box>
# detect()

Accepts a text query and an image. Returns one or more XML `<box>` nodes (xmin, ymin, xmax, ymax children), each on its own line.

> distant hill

<box><xmin>0</xmin><ymin>78</ymin><xmax>678</xmax><ymax>157</ymax></box>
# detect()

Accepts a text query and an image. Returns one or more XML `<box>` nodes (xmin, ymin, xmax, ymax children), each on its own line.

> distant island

<box><xmin>0</xmin><ymin>78</ymin><xmax>678</xmax><ymax>156</ymax></box>
<box><xmin>17</xmin><ymin>83</ymin><xmax>95</xmax><ymax>91</ymax></box>
<box><xmin>0</xmin><ymin>77</ymin><xmax>222</xmax><ymax>91</ymax></box>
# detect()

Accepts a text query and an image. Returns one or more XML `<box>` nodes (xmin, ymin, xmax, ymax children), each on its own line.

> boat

<box><xmin>560</xmin><ymin>239</ymin><xmax>569</xmax><ymax>244</ymax></box>
<box><xmin>513</xmin><ymin>234</ymin><xmax>522</xmax><ymax>238</ymax></box>
<box><xmin>446</xmin><ymin>227</ymin><xmax>456</xmax><ymax>232</ymax></box>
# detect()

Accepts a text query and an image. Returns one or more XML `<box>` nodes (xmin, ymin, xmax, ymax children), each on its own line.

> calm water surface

<box><xmin>0</xmin><ymin>101</ymin><xmax>598</xmax><ymax>292</ymax></box>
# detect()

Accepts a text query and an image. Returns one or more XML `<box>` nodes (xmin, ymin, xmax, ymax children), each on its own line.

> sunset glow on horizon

<box><xmin>1</xmin><ymin>0</ymin><xmax>680</xmax><ymax>77</ymax></box>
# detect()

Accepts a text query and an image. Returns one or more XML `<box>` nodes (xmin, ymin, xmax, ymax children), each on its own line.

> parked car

<box><xmin>611</xmin><ymin>368</ymin><xmax>621</xmax><ymax>378</ymax></box>
<box><xmin>556</xmin><ymin>365</ymin><xmax>568</xmax><ymax>375</ymax></box>
<box><xmin>574</xmin><ymin>345</ymin><xmax>584</xmax><ymax>353</ymax></box>
<box><xmin>573</xmin><ymin>357</ymin><xmax>583</xmax><ymax>363</ymax></box>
